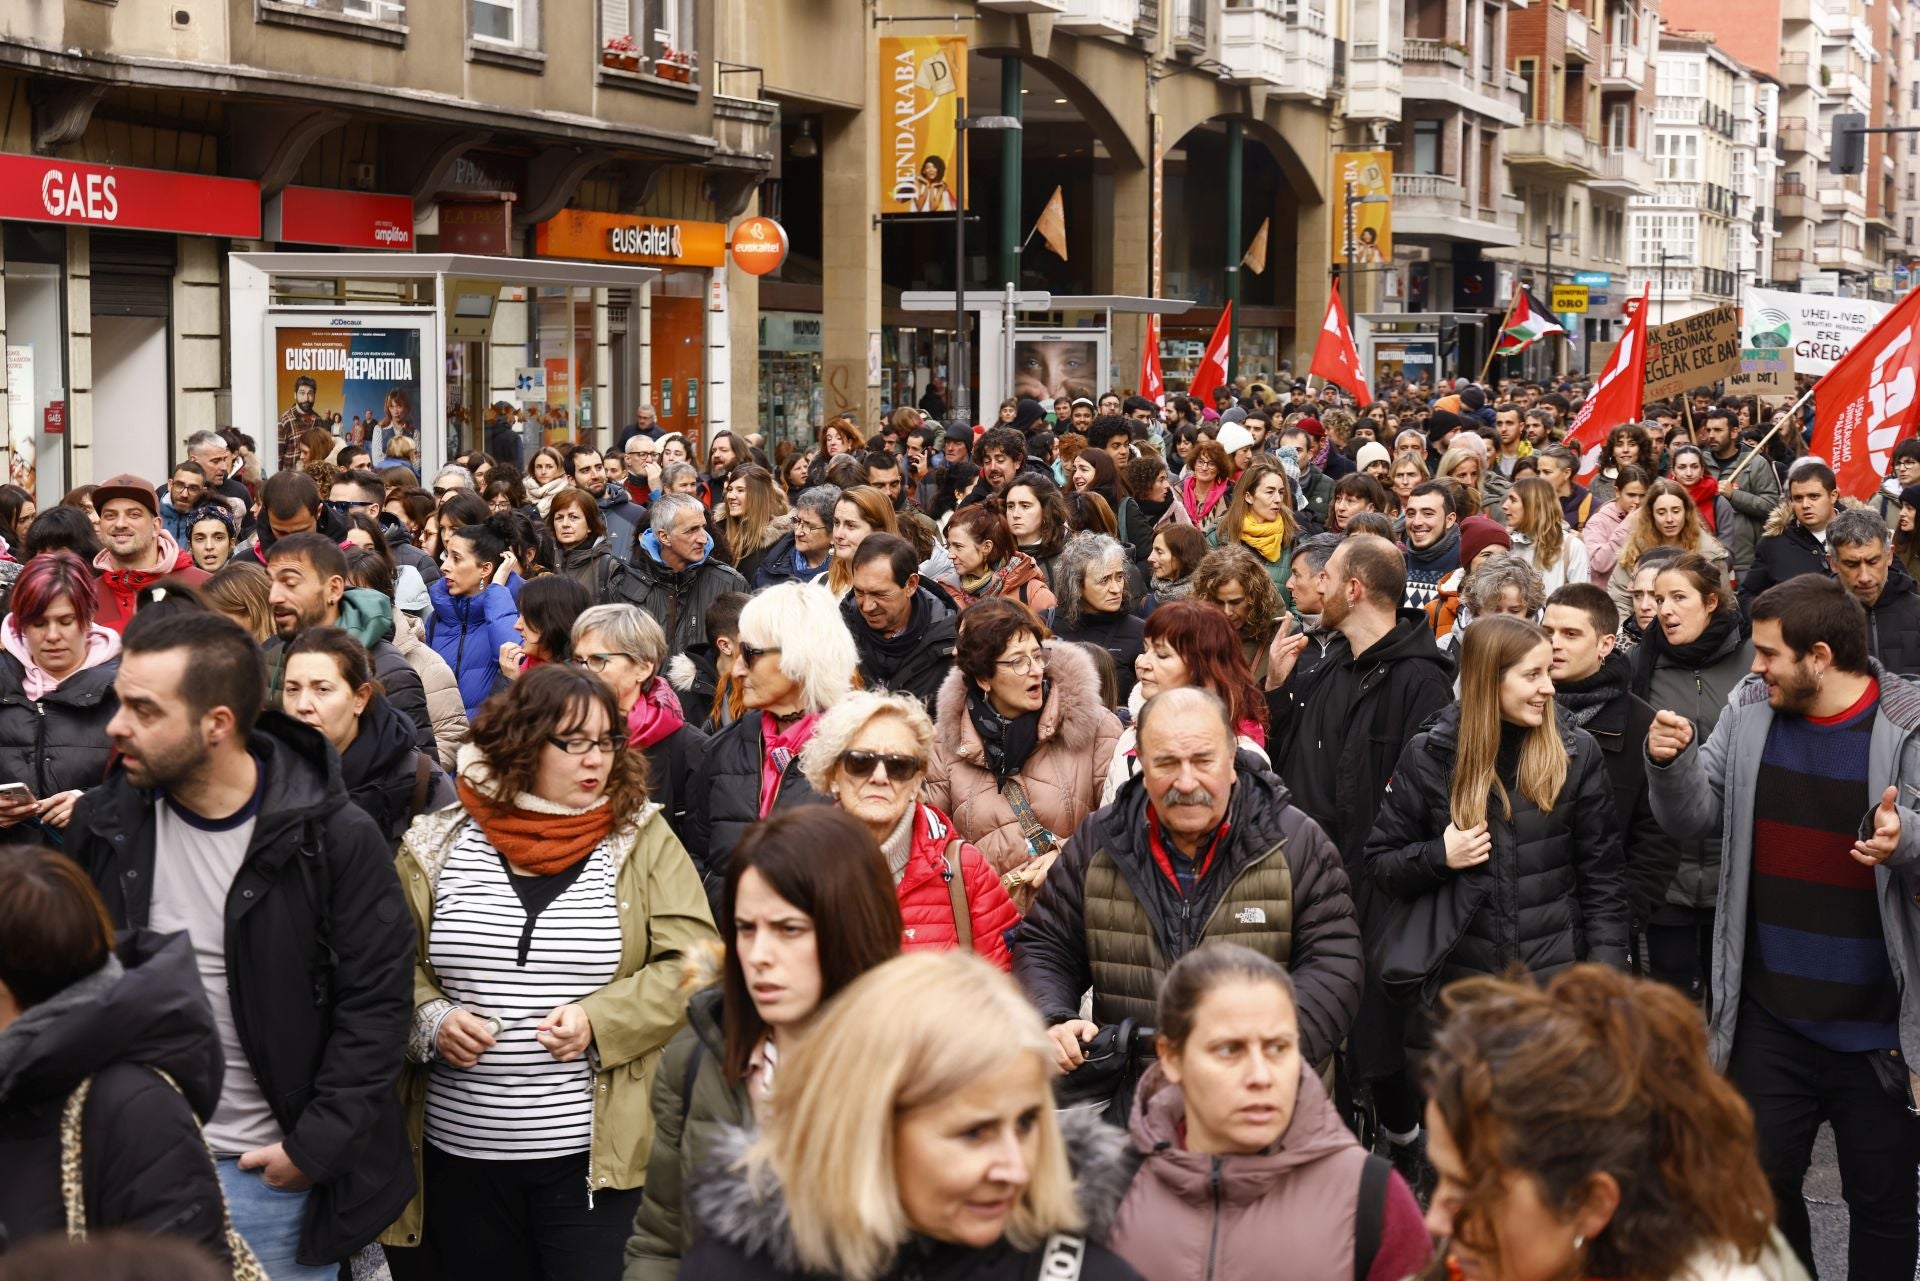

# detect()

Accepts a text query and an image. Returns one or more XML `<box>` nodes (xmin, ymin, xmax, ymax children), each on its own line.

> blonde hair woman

<box><xmin>680</xmin><ymin>951</ymin><xmax>1140</xmax><ymax>1281</ymax></box>
<box><xmin>1215</xmin><ymin>457</ymin><xmax>1296</xmax><ymax>599</ymax></box>
<box><xmin>1606</xmin><ymin>477</ymin><xmax>1730</xmax><ymax>618</ymax></box>
<box><xmin>1500</xmin><ymin>475</ymin><xmax>1588</xmax><ymax>593</ymax></box>
<box><xmin>1435</xmin><ymin>447</ymin><xmax>1485</xmax><ymax>518</ymax></box>
<box><xmin>1363</xmin><ymin>615</ymin><xmax>1627</xmax><ymax>1038</ymax></box>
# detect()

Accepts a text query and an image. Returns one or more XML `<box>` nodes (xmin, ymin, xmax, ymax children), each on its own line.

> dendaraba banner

<box><xmin>879</xmin><ymin>35</ymin><xmax>967</xmax><ymax>216</ymax></box>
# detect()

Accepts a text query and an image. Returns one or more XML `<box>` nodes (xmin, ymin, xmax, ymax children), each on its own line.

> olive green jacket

<box><xmin>380</xmin><ymin>802</ymin><xmax>718</xmax><ymax>1248</ymax></box>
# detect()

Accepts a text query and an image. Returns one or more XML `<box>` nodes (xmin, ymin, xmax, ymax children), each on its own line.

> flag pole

<box><xmin>1724</xmin><ymin>385</ymin><xmax>1816</xmax><ymax>488</ymax></box>
<box><xmin>1480</xmin><ymin>287</ymin><xmax>1516</xmax><ymax>385</ymax></box>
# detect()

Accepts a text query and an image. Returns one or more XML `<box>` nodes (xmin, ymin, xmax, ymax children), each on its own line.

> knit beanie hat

<box><xmin>1458</xmin><ymin>515</ymin><xmax>1512</xmax><ymax>568</ymax></box>
<box><xmin>1355</xmin><ymin>441</ymin><xmax>1392</xmax><ymax>472</ymax></box>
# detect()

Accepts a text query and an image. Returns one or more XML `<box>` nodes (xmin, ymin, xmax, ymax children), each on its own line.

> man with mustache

<box><xmin>1013</xmin><ymin>685</ymin><xmax>1364</xmax><ymax>1119</ymax></box>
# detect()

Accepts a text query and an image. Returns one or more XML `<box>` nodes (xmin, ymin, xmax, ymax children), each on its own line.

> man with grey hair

<box><xmin>613</xmin><ymin>492</ymin><xmax>746</xmax><ymax>658</ymax></box>
<box><xmin>1015</xmin><ymin>684</ymin><xmax>1363</xmax><ymax>1117</ymax></box>
<box><xmin>1283</xmin><ymin>532</ymin><xmax>1344</xmax><ymax>688</ymax></box>
<box><xmin>186</xmin><ymin>428</ymin><xmax>254</xmax><ymax>532</ymax></box>
<box><xmin>1829</xmin><ymin>507</ymin><xmax>1920</xmax><ymax>677</ymax></box>
<box><xmin>754</xmin><ymin>484</ymin><xmax>840</xmax><ymax>589</ymax></box>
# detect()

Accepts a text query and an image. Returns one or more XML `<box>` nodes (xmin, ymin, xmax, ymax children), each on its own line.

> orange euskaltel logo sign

<box><xmin>729</xmin><ymin>216</ymin><xmax>789</xmax><ymax>275</ymax></box>
<box><xmin>535</xmin><ymin>209</ymin><xmax>728</xmax><ymax>267</ymax></box>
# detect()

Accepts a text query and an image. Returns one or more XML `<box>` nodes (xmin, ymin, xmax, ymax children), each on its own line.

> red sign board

<box><xmin>439</xmin><ymin>200</ymin><xmax>514</xmax><ymax>255</ymax></box>
<box><xmin>43</xmin><ymin>401</ymin><xmax>65</xmax><ymax>436</ymax></box>
<box><xmin>0</xmin><ymin>154</ymin><xmax>260</xmax><ymax>238</ymax></box>
<box><xmin>267</xmin><ymin>186</ymin><xmax>415</xmax><ymax>250</ymax></box>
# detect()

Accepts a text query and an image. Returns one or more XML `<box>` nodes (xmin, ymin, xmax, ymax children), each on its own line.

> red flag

<box><xmin>1811</xmin><ymin>284</ymin><xmax>1920</xmax><ymax>500</ymax></box>
<box><xmin>1563</xmin><ymin>284</ymin><xmax>1651</xmax><ymax>479</ymax></box>
<box><xmin>1309</xmin><ymin>288</ymin><xmax>1372</xmax><ymax>407</ymax></box>
<box><xmin>1188</xmin><ymin>304</ymin><xmax>1233</xmax><ymax>407</ymax></box>
<box><xmin>1140</xmin><ymin>314</ymin><xmax>1165</xmax><ymax>404</ymax></box>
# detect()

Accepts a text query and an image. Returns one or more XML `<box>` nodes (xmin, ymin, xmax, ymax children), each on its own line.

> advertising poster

<box><xmin>275</xmin><ymin>327</ymin><xmax>423</xmax><ymax>453</ymax></box>
<box><xmin>1332</xmin><ymin>151</ymin><xmax>1392</xmax><ymax>265</ymax></box>
<box><xmin>6</xmin><ymin>346</ymin><xmax>34</xmax><ymax>497</ymax></box>
<box><xmin>1744</xmin><ymin>286</ymin><xmax>1890</xmax><ymax>376</ymax></box>
<box><xmin>1013</xmin><ymin>334</ymin><xmax>1103</xmax><ymax>404</ymax></box>
<box><xmin>878</xmin><ymin>35</ymin><xmax>968</xmax><ymax>216</ymax></box>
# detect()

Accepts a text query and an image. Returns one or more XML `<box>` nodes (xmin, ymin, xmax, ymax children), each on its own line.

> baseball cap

<box><xmin>93</xmin><ymin>473</ymin><xmax>160</xmax><ymax>516</ymax></box>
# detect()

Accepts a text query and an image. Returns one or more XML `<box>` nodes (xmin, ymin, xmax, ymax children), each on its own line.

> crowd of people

<box><xmin>0</xmin><ymin>374</ymin><xmax>1915</xmax><ymax>1281</ymax></box>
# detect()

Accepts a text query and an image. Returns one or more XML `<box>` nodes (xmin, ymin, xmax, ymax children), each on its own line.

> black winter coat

<box><xmin>1866</xmin><ymin>559</ymin><xmax>1920</xmax><ymax>679</ymax></box>
<box><xmin>1052</xmin><ymin>608</ymin><xmax>1146</xmax><ymax>706</ymax></box>
<box><xmin>683</xmin><ymin>711</ymin><xmax>833</xmax><ymax>907</ymax></box>
<box><xmin>749</xmin><ymin>532</ymin><xmax>830</xmax><ymax>591</ymax></box>
<box><xmin>0</xmin><ymin>931</ymin><xmax>228</xmax><ymax>1261</ymax></box>
<box><xmin>644</xmin><ymin>721</ymin><xmax>709</xmax><ymax>850</ymax></box>
<box><xmin>1737</xmin><ymin>516</ymin><xmax>1831</xmax><ymax>606</ymax></box>
<box><xmin>1016</xmin><ymin>768</ymin><xmax>1364</xmax><ymax>1070</ymax></box>
<box><xmin>843</xmin><ymin>587</ymin><xmax>959</xmax><ymax>715</ymax></box>
<box><xmin>1364</xmin><ymin>706</ymin><xmax>1629</xmax><ymax>1013</ymax></box>
<box><xmin>339</xmin><ymin>693</ymin><xmax>453</xmax><ymax>845</ymax></box>
<box><xmin>1568</xmin><ymin>662</ymin><xmax>1684</xmax><ymax>925</ymax></box>
<box><xmin>67</xmin><ymin>713</ymin><xmax>416</xmax><ymax>1266</ymax></box>
<box><xmin>613</xmin><ymin>538</ymin><xmax>749</xmax><ymax>660</ymax></box>
<box><xmin>0</xmin><ymin>652</ymin><xmax>118</xmax><ymax>847</ymax></box>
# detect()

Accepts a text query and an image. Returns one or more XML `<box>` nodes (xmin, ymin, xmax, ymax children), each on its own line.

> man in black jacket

<box><xmin>1543</xmin><ymin>583</ymin><xmax>1683</xmax><ymax>950</ymax></box>
<box><xmin>842</xmin><ymin>534</ymin><xmax>957</xmax><ymax>712</ymax></box>
<box><xmin>617</xmin><ymin>493</ymin><xmax>748</xmax><ymax>660</ymax></box>
<box><xmin>1016</xmin><ymin>687</ymin><xmax>1362</xmax><ymax>1104</ymax></box>
<box><xmin>1738</xmin><ymin>463</ymin><xmax>1841</xmax><ymax>607</ymax></box>
<box><xmin>67</xmin><ymin>609</ymin><xmax>414</xmax><ymax>1275</ymax></box>
<box><xmin>1829</xmin><ymin>508</ymin><xmax>1920</xmax><ymax>678</ymax></box>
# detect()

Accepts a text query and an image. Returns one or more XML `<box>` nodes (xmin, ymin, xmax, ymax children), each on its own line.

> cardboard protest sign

<box><xmin>1642</xmin><ymin>305</ymin><xmax>1742</xmax><ymax>401</ymax></box>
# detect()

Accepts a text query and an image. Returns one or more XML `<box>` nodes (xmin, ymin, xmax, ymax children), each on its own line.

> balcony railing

<box><xmin>1136</xmin><ymin>0</ymin><xmax>1160</xmax><ymax>33</ymax></box>
<box><xmin>1566</xmin><ymin>7</ymin><xmax>1592</xmax><ymax>59</ymax></box>
<box><xmin>1394</xmin><ymin>172</ymin><xmax>1465</xmax><ymax>199</ymax></box>
<box><xmin>1403</xmin><ymin>36</ymin><xmax>1468</xmax><ymax>66</ymax></box>
<box><xmin>1602</xmin><ymin>42</ymin><xmax>1645</xmax><ymax>88</ymax></box>
<box><xmin>1172</xmin><ymin>0</ymin><xmax>1207</xmax><ymax>46</ymax></box>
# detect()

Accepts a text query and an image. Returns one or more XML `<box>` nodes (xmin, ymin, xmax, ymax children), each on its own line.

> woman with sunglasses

<box><xmin>570</xmin><ymin>604</ymin><xmax>707</xmax><ymax>846</ymax></box>
<box><xmin>383</xmin><ymin>664</ymin><xmax>717</xmax><ymax>1278</ymax></box>
<box><xmin>799</xmin><ymin>690</ymin><xmax>1019</xmax><ymax>968</ymax></box>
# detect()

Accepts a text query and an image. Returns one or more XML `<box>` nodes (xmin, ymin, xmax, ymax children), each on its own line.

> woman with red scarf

<box><xmin>1178</xmin><ymin>437</ymin><xmax>1234</xmax><ymax>542</ymax></box>
<box><xmin>1670</xmin><ymin>445</ymin><xmax>1735</xmax><ymax>539</ymax></box>
<box><xmin>385</xmin><ymin>663</ymin><xmax>717</xmax><ymax>1277</ymax></box>
<box><xmin>570</xmin><ymin>602</ymin><xmax>708</xmax><ymax>848</ymax></box>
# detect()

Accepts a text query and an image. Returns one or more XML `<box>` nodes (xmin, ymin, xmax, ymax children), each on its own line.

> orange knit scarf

<box><xmin>456</xmin><ymin>777</ymin><xmax>615</xmax><ymax>875</ymax></box>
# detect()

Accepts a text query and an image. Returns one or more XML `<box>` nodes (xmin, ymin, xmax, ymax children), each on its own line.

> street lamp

<box><xmin>1341</xmin><ymin>181</ymin><xmax>1392</xmax><ymax>323</ymax></box>
<box><xmin>950</xmin><ymin>96</ymin><xmax>1022</xmax><ymax>426</ymax></box>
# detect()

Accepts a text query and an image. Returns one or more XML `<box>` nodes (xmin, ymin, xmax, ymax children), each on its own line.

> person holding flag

<box><xmin>1562</xmin><ymin>285</ymin><xmax>1652</xmax><ymax>481</ymax></box>
<box><xmin>1485</xmin><ymin>284</ymin><xmax>1567</xmax><ymax>379</ymax></box>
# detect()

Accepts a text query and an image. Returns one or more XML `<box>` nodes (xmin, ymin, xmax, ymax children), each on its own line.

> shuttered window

<box><xmin>89</xmin><ymin>232</ymin><xmax>175</xmax><ymax>319</ymax></box>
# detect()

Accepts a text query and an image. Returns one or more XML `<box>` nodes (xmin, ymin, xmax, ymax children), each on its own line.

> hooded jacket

<box><xmin>922</xmin><ymin>642</ymin><xmax>1123</xmax><ymax>885</ymax></box>
<box><xmin>1016</xmin><ymin>768</ymin><xmax>1365</xmax><ymax>1072</ymax></box>
<box><xmin>1647</xmin><ymin>662</ymin><xmax>1920</xmax><ymax>1075</ymax></box>
<box><xmin>678</xmin><ymin>1112</ymin><xmax>1143</xmax><ymax>1281</ymax></box>
<box><xmin>1364</xmin><ymin>705</ymin><xmax>1630</xmax><ymax>1013</ymax></box>
<box><xmin>749</xmin><ymin>531</ymin><xmax>832</xmax><ymax>591</ymax></box>
<box><xmin>1109</xmin><ymin>1064</ymin><xmax>1429</xmax><ymax>1281</ymax></box>
<box><xmin>1864</xmin><ymin>557</ymin><xmax>1920</xmax><ymax>679</ymax></box>
<box><xmin>392</xmin><ymin>610</ymin><xmax>469</xmax><ymax>769</ymax></box>
<box><xmin>0</xmin><ymin>932</ymin><xmax>229</xmax><ymax>1260</ymax></box>
<box><xmin>1581</xmin><ymin>496</ymin><xmax>1635</xmax><ymax>586</ymax></box>
<box><xmin>939</xmin><ymin>551</ymin><xmax>1058</xmax><ymax>613</ymax></box>
<box><xmin>1637</xmin><ymin>619</ymin><xmax>1752</xmax><ymax>910</ymax></box>
<box><xmin>234</xmin><ymin>503</ymin><xmax>350</xmax><ymax>566</ymax></box>
<box><xmin>67</xmin><ymin>713</ymin><xmax>417</xmax><ymax>1265</ymax></box>
<box><xmin>424</xmin><ymin>577</ymin><xmax>520</xmax><ymax>719</ymax></box>
<box><xmin>1700</xmin><ymin>444</ymin><xmax>1784</xmax><ymax>573</ymax></box>
<box><xmin>843</xmin><ymin>585</ymin><xmax>959</xmax><ymax>714</ymax></box>
<box><xmin>89</xmin><ymin>530</ymin><xmax>210</xmax><ymax>633</ymax></box>
<box><xmin>614</xmin><ymin>530</ymin><xmax>749</xmax><ymax>660</ymax></box>
<box><xmin>338</xmin><ymin>693</ymin><xmax>454</xmax><ymax>845</ymax></box>
<box><xmin>268</xmin><ymin>587</ymin><xmax>435</xmax><ymax>757</ymax></box>
<box><xmin>1736</xmin><ymin>500</ymin><xmax>1855</xmax><ymax>607</ymax></box>
<box><xmin>894</xmin><ymin>802</ymin><xmax>1021</xmax><ymax>968</ymax></box>
<box><xmin>0</xmin><ymin>624</ymin><xmax>119</xmax><ymax>845</ymax></box>
<box><xmin>598</xmin><ymin>484</ymin><xmax>644</xmax><ymax>560</ymax></box>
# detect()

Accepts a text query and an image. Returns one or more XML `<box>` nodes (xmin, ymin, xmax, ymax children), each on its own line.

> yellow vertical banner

<box><xmin>879</xmin><ymin>35</ymin><xmax>969</xmax><ymax>216</ymax></box>
<box><xmin>1332</xmin><ymin>151</ymin><xmax>1392</xmax><ymax>265</ymax></box>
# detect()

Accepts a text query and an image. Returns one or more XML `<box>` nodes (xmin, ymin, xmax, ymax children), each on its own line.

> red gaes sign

<box><xmin>0</xmin><ymin>155</ymin><xmax>261</xmax><ymax>238</ymax></box>
<box><xmin>267</xmin><ymin>186</ymin><xmax>415</xmax><ymax>250</ymax></box>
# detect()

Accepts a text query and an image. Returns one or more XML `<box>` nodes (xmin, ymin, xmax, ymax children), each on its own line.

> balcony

<box><xmin>1346</xmin><ymin>39</ymin><xmax>1404</xmax><ymax>122</ymax></box>
<box><xmin>1054</xmin><ymin>0</ymin><xmax>1135</xmax><ymax>36</ymax></box>
<box><xmin>1403</xmin><ymin>35</ymin><xmax>1467</xmax><ymax>68</ymax></box>
<box><xmin>1775</xmin><ymin>180</ymin><xmax>1813</xmax><ymax>219</ymax></box>
<box><xmin>1600</xmin><ymin>43</ymin><xmax>1646</xmax><ymax>90</ymax></box>
<box><xmin>713</xmin><ymin>93</ymin><xmax>777</xmax><ymax>165</ymax></box>
<box><xmin>1565</xmin><ymin>8</ymin><xmax>1593</xmax><ymax>61</ymax></box>
<box><xmin>1819</xmin><ymin>179</ymin><xmax>1868</xmax><ymax>215</ymax></box>
<box><xmin>1401</xmin><ymin>38</ymin><xmax>1523</xmax><ymax>123</ymax></box>
<box><xmin>980</xmin><ymin>0</ymin><xmax>1069</xmax><ymax>11</ymax></box>
<box><xmin>1171</xmin><ymin>0</ymin><xmax>1208</xmax><ymax>49</ymax></box>
<box><xmin>1590</xmin><ymin>146</ymin><xmax>1654</xmax><ymax>195</ymax></box>
<box><xmin>1218</xmin><ymin>1</ymin><xmax>1334</xmax><ymax>99</ymax></box>
<box><xmin>1777</xmin><ymin>52</ymin><xmax>1819</xmax><ymax>90</ymax></box>
<box><xmin>1391</xmin><ymin>172</ymin><xmax>1522</xmax><ymax>246</ymax></box>
<box><xmin>1783</xmin><ymin>0</ymin><xmax>1841</xmax><ymax>37</ymax></box>
<box><xmin>1506</xmin><ymin>121</ymin><xmax>1601</xmax><ymax>177</ymax></box>
<box><xmin>1779</xmin><ymin>115</ymin><xmax>1828</xmax><ymax>159</ymax></box>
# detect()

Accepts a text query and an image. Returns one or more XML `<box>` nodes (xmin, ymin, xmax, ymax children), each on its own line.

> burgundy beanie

<box><xmin>1458</xmin><ymin>514</ymin><xmax>1512</xmax><ymax>568</ymax></box>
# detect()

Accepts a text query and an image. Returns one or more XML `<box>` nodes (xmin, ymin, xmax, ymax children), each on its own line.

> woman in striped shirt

<box><xmin>381</xmin><ymin>664</ymin><xmax>718</xmax><ymax>1280</ymax></box>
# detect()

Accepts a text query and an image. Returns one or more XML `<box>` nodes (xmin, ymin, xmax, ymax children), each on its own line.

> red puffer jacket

<box><xmin>897</xmin><ymin>804</ymin><xmax>1020</xmax><ymax>970</ymax></box>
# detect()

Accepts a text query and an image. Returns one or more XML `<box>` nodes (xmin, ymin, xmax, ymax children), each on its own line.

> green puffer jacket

<box><xmin>380</xmin><ymin>798</ymin><xmax>718</xmax><ymax>1248</ymax></box>
<box><xmin>622</xmin><ymin>984</ymin><xmax>749</xmax><ymax>1281</ymax></box>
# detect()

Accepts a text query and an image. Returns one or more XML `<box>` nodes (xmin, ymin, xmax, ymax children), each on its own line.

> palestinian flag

<box><xmin>1494</xmin><ymin>287</ymin><xmax>1567</xmax><ymax>356</ymax></box>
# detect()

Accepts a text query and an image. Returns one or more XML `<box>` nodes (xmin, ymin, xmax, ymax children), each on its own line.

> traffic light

<box><xmin>1830</xmin><ymin>112</ymin><xmax>1868</xmax><ymax>175</ymax></box>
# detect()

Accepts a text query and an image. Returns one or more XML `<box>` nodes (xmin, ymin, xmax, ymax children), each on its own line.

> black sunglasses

<box><xmin>838</xmin><ymin>750</ymin><xmax>924</xmax><ymax>782</ymax></box>
<box><xmin>738</xmin><ymin>643</ymin><xmax>781</xmax><ymax>666</ymax></box>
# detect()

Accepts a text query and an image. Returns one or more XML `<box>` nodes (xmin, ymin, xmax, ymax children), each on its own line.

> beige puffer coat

<box><xmin>922</xmin><ymin>640</ymin><xmax>1122</xmax><ymax>899</ymax></box>
<box><xmin>393</xmin><ymin>610</ymin><xmax>468</xmax><ymax>768</ymax></box>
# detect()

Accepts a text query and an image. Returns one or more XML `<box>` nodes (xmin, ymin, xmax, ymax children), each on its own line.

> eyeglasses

<box><xmin>572</xmin><ymin>652</ymin><xmax>636</xmax><ymax>673</ymax></box>
<box><xmin>995</xmin><ymin>650</ymin><xmax>1045</xmax><ymax>674</ymax></box>
<box><xmin>738</xmin><ymin>643</ymin><xmax>781</xmax><ymax>666</ymax></box>
<box><xmin>325</xmin><ymin>499</ymin><xmax>375</xmax><ymax>515</ymax></box>
<box><xmin>433</xmin><ymin>487</ymin><xmax>461</xmax><ymax>499</ymax></box>
<box><xmin>547</xmin><ymin>734</ymin><xmax>626</xmax><ymax>755</ymax></box>
<box><xmin>838</xmin><ymin>750</ymin><xmax>925</xmax><ymax>781</ymax></box>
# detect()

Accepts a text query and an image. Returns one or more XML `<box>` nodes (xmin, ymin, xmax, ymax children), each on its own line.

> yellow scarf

<box><xmin>1239</xmin><ymin>513</ymin><xmax>1290</xmax><ymax>563</ymax></box>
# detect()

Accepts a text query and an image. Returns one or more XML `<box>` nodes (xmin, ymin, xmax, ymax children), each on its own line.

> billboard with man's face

<box><xmin>1012</xmin><ymin>333</ymin><xmax>1105</xmax><ymax>405</ymax></box>
<box><xmin>275</xmin><ymin>327</ymin><xmax>423</xmax><ymax>447</ymax></box>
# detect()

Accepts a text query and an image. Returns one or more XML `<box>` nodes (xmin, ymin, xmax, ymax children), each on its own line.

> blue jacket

<box><xmin>157</xmin><ymin>496</ymin><xmax>195</xmax><ymax>545</ymax></box>
<box><xmin>424</xmin><ymin>579</ymin><xmax>520</xmax><ymax>718</ymax></box>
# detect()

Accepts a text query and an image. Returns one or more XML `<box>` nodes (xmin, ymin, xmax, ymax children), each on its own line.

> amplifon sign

<box><xmin>266</xmin><ymin>186</ymin><xmax>415</xmax><ymax>250</ymax></box>
<box><xmin>534</xmin><ymin>209</ymin><xmax>728</xmax><ymax>268</ymax></box>
<box><xmin>0</xmin><ymin>154</ymin><xmax>260</xmax><ymax>237</ymax></box>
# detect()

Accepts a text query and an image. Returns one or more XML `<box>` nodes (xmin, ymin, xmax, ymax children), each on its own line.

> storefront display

<box><xmin>759</xmin><ymin>311</ymin><xmax>822</xmax><ymax>450</ymax></box>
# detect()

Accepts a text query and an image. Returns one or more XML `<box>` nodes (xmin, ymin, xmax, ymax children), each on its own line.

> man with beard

<box><xmin>1828</xmin><ymin>509</ymin><xmax>1920</xmax><ymax>677</ymax></box>
<box><xmin>1262</xmin><ymin>535</ymin><xmax>1453</xmax><ymax>1176</ymax></box>
<box><xmin>956</xmin><ymin>426</ymin><xmax>1032</xmax><ymax>508</ymax></box>
<box><xmin>1279</xmin><ymin>533</ymin><xmax>1343</xmax><ymax>688</ymax></box>
<box><xmin>566</xmin><ymin>445</ymin><xmax>642</xmax><ymax>559</ymax></box>
<box><xmin>1697</xmin><ymin>405</ymin><xmax>1781</xmax><ymax>575</ymax></box>
<box><xmin>186</xmin><ymin>429</ymin><xmax>255</xmax><ymax>533</ymax></box>
<box><xmin>1399</xmin><ymin>481</ymin><xmax>1460</xmax><ymax>616</ymax></box>
<box><xmin>262</xmin><ymin>532</ymin><xmax>433</xmax><ymax>754</ymax></box>
<box><xmin>88</xmin><ymin>475</ymin><xmax>211</xmax><ymax>632</ymax></box>
<box><xmin>277</xmin><ymin>374</ymin><xmax>323</xmax><ymax>471</ymax></box>
<box><xmin>1543</xmin><ymin>583</ymin><xmax>1680</xmax><ymax>960</ymax></box>
<box><xmin>67</xmin><ymin>609</ymin><xmax>415</xmax><ymax>1279</ymax></box>
<box><xmin>1648</xmin><ymin>574</ymin><xmax>1920</xmax><ymax>1280</ymax></box>
<box><xmin>841</xmin><ymin>534</ymin><xmax>957</xmax><ymax>712</ymax></box>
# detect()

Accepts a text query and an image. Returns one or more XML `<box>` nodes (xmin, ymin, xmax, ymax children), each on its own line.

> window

<box><xmin>1518</xmin><ymin>58</ymin><xmax>1538</xmax><ymax>119</ymax></box>
<box><xmin>1607</xmin><ymin>102</ymin><xmax>1632</xmax><ymax>150</ymax></box>
<box><xmin>1653</xmin><ymin>129</ymin><xmax>1698</xmax><ymax>181</ymax></box>
<box><xmin>472</xmin><ymin>0</ymin><xmax>530</xmax><ymax>44</ymax></box>
<box><xmin>1659</xmin><ymin>56</ymin><xmax>1704</xmax><ymax>99</ymax></box>
<box><xmin>1480</xmin><ymin>8</ymin><xmax>1497</xmax><ymax>81</ymax></box>
<box><xmin>1413</xmin><ymin>119</ymin><xmax>1442</xmax><ymax>174</ymax></box>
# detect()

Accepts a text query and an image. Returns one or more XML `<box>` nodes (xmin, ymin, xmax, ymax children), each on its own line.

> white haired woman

<box><xmin>571</xmin><ymin>603</ymin><xmax>707</xmax><ymax>846</ymax></box>
<box><xmin>680</xmin><ymin>952</ymin><xmax>1142</xmax><ymax>1281</ymax></box>
<box><xmin>683</xmin><ymin>582</ymin><xmax>858</xmax><ymax>906</ymax></box>
<box><xmin>799</xmin><ymin>691</ymin><xmax>1020</xmax><ymax>969</ymax></box>
<box><xmin>1047</xmin><ymin>532</ymin><xmax>1146</xmax><ymax>707</ymax></box>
